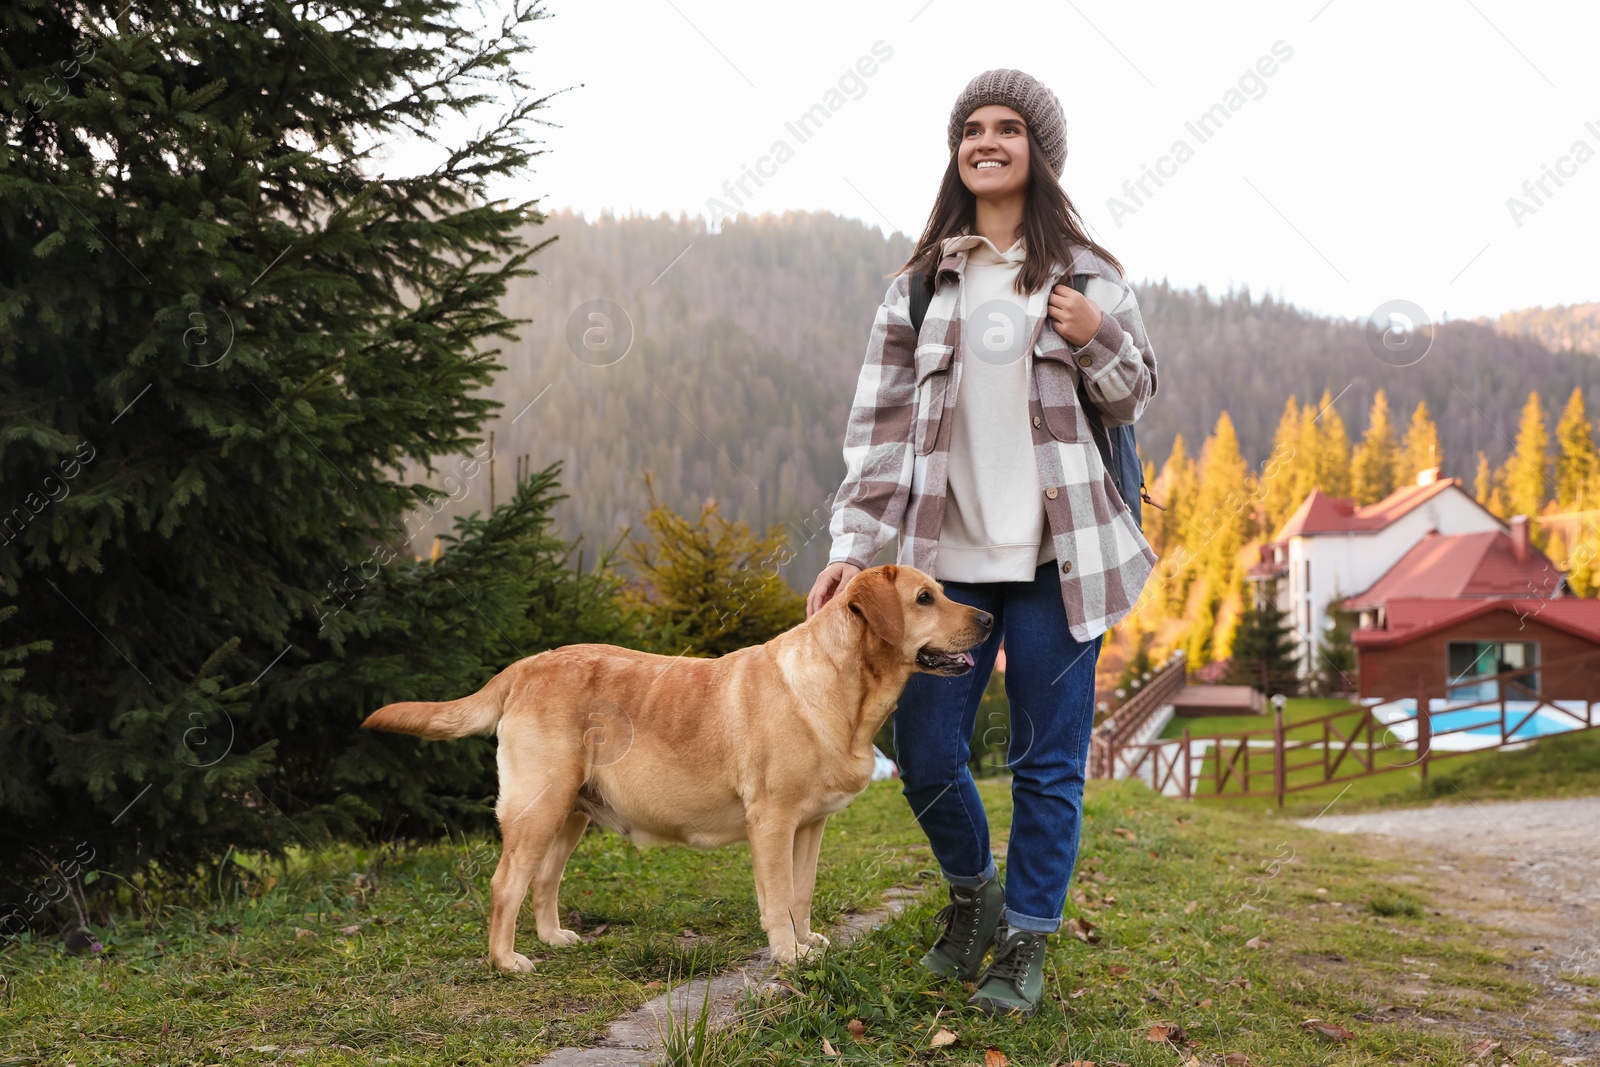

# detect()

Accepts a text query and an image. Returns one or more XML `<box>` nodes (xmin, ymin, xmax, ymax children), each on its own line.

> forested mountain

<box><xmin>414</xmin><ymin>209</ymin><xmax>1600</xmax><ymax>585</ymax></box>
<box><xmin>1489</xmin><ymin>301</ymin><xmax>1600</xmax><ymax>358</ymax></box>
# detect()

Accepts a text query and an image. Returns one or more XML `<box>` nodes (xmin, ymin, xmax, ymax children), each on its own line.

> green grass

<box><xmin>714</xmin><ymin>780</ymin><xmax>1547</xmax><ymax>1066</ymax></box>
<box><xmin>0</xmin><ymin>779</ymin><xmax>1567</xmax><ymax>1066</ymax></box>
<box><xmin>1158</xmin><ymin>697</ymin><xmax>1360</xmax><ymax>740</ymax></box>
<box><xmin>0</xmin><ymin>781</ymin><xmax>939</xmax><ymax>1066</ymax></box>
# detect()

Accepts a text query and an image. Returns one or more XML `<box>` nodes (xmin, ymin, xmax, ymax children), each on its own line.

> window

<box><xmin>1446</xmin><ymin>641</ymin><xmax>1539</xmax><ymax>702</ymax></box>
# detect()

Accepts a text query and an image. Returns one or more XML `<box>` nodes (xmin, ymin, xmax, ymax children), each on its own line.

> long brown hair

<box><xmin>896</xmin><ymin>126</ymin><xmax>1124</xmax><ymax>298</ymax></box>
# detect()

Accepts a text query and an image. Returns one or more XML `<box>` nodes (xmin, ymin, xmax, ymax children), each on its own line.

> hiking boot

<box><xmin>968</xmin><ymin>925</ymin><xmax>1048</xmax><ymax>1017</ymax></box>
<box><xmin>919</xmin><ymin>873</ymin><xmax>1004</xmax><ymax>983</ymax></box>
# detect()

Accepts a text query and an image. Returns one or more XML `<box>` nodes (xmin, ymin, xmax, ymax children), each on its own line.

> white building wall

<box><xmin>1284</xmin><ymin>488</ymin><xmax>1504</xmax><ymax>675</ymax></box>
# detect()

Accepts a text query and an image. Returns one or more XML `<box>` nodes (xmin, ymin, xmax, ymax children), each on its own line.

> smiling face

<box><xmin>957</xmin><ymin>104</ymin><xmax>1032</xmax><ymax>202</ymax></box>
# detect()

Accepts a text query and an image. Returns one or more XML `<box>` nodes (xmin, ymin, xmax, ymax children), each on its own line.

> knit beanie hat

<box><xmin>947</xmin><ymin>69</ymin><xmax>1067</xmax><ymax>177</ymax></box>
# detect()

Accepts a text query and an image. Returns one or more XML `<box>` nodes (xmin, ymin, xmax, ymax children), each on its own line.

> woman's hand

<box><xmin>1047</xmin><ymin>284</ymin><xmax>1103</xmax><ymax>347</ymax></box>
<box><xmin>807</xmin><ymin>562</ymin><xmax>861</xmax><ymax>618</ymax></box>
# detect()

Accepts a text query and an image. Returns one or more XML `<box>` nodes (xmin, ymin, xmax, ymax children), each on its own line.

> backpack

<box><xmin>907</xmin><ymin>270</ymin><xmax>1151</xmax><ymax>532</ymax></box>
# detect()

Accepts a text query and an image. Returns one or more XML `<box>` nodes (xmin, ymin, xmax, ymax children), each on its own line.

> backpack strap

<box><xmin>908</xmin><ymin>269</ymin><xmax>933</xmax><ymax>337</ymax></box>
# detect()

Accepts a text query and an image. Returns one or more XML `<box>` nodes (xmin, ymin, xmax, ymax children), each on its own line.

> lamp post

<box><xmin>1271</xmin><ymin>692</ymin><xmax>1287</xmax><ymax>808</ymax></box>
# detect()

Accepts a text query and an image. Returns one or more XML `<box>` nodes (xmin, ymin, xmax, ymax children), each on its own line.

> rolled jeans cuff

<box><xmin>942</xmin><ymin>856</ymin><xmax>998</xmax><ymax>889</ymax></box>
<box><xmin>1003</xmin><ymin>907</ymin><xmax>1061</xmax><ymax>935</ymax></box>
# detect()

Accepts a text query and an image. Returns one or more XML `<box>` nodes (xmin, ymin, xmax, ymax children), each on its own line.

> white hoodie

<box><xmin>934</xmin><ymin>232</ymin><xmax>1056</xmax><ymax>583</ymax></box>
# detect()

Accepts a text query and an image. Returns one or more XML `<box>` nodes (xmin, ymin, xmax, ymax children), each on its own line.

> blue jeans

<box><xmin>893</xmin><ymin>560</ymin><xmax>1102</xmax><ymax>934</ymax></box>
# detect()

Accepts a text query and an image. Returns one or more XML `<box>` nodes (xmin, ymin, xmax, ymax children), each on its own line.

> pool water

<box><xmin>1366</xmin><ymin>699</ymin><xmax>1593</xmax><ymax>750</ymax></box>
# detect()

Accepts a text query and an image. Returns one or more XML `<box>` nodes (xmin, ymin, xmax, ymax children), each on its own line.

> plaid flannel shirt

<box><xmin>826</xmin><ymin>241</ymin><xmax>1159</xmax><ymax>642</ymax></box>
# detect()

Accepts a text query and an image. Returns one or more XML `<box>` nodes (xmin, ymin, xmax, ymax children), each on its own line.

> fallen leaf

<box><xmin>1070</xmin><ymin>987</ymin><xmax>1089</xmax><ymax>998</ymax></box>
<box><xmin>1244</xmin><ymin>936</ymin><xmax>1270</xmax><ymax>949</ymax></box>
<box><xmin>293</xmin><ymin>927</ymin><xmax>316</xmax><ymax>940</ymax></box>
<box><xmin>643</xmin><ymin>980</ymin><xmax>663</xmax><ymax>989</ymax></box>
<box><xmin>1149</xmin><ymin>851</ymin><xmax>1160</xmax><ymax>860</ymax></box>
<box><xmin>590</xmin><ymin>922</ymin><xmax>609</xmax><ymax>937</ymax></box>
<box><xmin>1091</xmin><ymin>871</ymin><xmax>1111</xmax><ymax>883</ymax></box>
<box><xmin>1101</xmin><ymin>895</ymin><xmax>1117</xmax><ymax>906</ymax></box>
<box><xmin>822</xmin><ymin>1037</ymin><xmax>840</xmax><ymax>1056</ymax></box>
<box><xmin>1314</xmin><ymin>887</ymin><xmax>1329</xmax><ymax>895</ymax></box>
<box><xmin>1183</xmin><ymin>900</ymin><xmax>1199</xmax><ymax>915</ymax></box>
<box><xmin>1066</xmin><ymin>917</ymin><xmax>1101</xmax><ymax>944</ymax></box>
<box><xmin>847</xmin><ymin>1019</ymin><xmax>866</xmax><ymax>1039</ymax></box>
<box><xmin>1145</xmin><ymin>1024</ymin><xmax>1172</xmax><ymax>1043</ymax></box>
<box><xmin>338</xmin><ymin>924</ymin><xmax>361</xmax><ymax>936</ymax></box>
<box><xmin>1113</xmin><ymin>827</ymin><xmax>1136</xmax><ymax>840</ymax></box>
<box><xmin>1183</xmin><ymin>1056</ymin><xmax>1202</xmax><ymax>1067</ymax></box>
<box><xmin>1066</xmin><ymin>1061</ymin><xmax>1097</xmax><ymax>1067</ymax></box>
<box><xmin>985</xmin><ymin>1049</ymin><xmax>1010</xmax><ymax>1067</ymax></box>
<box><xmin>1301</xmin><ymin>1019</ymin><xmax>1355</xmax><ymax>1041</ymax></box>
<box><xmin>1108</xmin><ymin>964</ymin><xmax>1130</xmax><ymax>976</ymax></box>
<box><xmin>1467</xmin><ymin>1039</ymin><xmax>1501</xmax><ymax>1058</ymax></box>
<box><xmin>1224</xmin><ymin>1054</ymin><xmax>1248</xmax><ymax>1065</ymax></box>
<box><xmin>1198</xmin><ymin>998</ymin><xmax>1213</xmax><ymax>1009</ymax></box>
<box><xmin>930</xmin><ymin>1026</ymin><xmax>958</xmax><ymax>1048</ymax></box>
<box><xmin>1219</xmin><ymin>924</ymin><xmax>1238</xmax><ymax>934</ymax></box>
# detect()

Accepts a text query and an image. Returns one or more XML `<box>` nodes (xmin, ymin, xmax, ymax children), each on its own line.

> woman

<box><xmin>806</xmin><ymin>68</ymin><xmax>1158</xmax><ymax>1018</ymax></box>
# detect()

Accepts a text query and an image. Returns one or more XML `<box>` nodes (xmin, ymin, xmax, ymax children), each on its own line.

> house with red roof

<box><xmin>1247</xmin><ymin>469</ymin><xmax>1505</xmax><ymax>679</ymax></box>
<box><xmin>1340</xmin><ymin>516</ymin><xmax>1599</xmax><ymax>699</ymax></box>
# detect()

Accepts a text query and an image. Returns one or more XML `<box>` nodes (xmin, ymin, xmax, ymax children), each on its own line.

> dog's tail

<box><xmin>362</xmin><ymin>669</ymin><xmax>512</xmax><ymax>740</ymax></box>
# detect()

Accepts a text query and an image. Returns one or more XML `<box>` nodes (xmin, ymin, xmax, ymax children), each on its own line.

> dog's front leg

<box><xmin>790</xmin><ymin>817</ymin><xmax>829</xmax><ymax>950</ymax></box>
<box><xmin>746</xmin><ymin>808</ymin><xmax>806</xmax><ymax>964</ymax></box>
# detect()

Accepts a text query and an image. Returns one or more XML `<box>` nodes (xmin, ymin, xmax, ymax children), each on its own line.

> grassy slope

<box><xmin>719</xmin><ymin>780</ymin><xmax>1543</xmax><ymax>1067</ymax></box>
<box><xmin>0</xmin><ymin>777</ymin><xmax>1562</xmax><ymax>1067</ymax></box>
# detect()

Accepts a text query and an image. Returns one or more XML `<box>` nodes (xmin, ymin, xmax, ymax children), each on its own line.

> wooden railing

<box><xmin>1095</xmin><ymin>646</ymin><xmax>1600</xmax><ymax>804</ymax></box>
<box><xmin>1088</xmin><ymin>651</ymin><xmax>1188</xmax><ymax>779</ymax></box>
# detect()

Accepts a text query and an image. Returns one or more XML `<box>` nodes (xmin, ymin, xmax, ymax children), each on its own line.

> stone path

<box><xmin>531</xmin><ymin>885</ymin><xmax>925</xmax><ymax>1067</ymax></box>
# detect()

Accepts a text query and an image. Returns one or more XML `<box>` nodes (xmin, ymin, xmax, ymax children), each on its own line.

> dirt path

<box><xmin>1307</xmin><ymin>796</ymin><xmax>1600</xmax><ymax>1062</ymax></box>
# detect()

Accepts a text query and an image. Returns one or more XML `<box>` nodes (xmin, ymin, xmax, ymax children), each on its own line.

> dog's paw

<box><xmin>800</xmin><ymin>931</ymin><xmax>830</xmax><ymax>949</ymax></box>
<box><xmin>539</xmin><ymin>928</ymin><xmax>582</xmax><ymax>946</ymax></box>
<box><xmin>770</xmin><ymin>940</ymin><xmax>816</xmax><ymax>965</ymax></box>
<box><xmin>493</xmin><ymin>953</ymin><xmax>537</xmax><ymax>973</ymax></box>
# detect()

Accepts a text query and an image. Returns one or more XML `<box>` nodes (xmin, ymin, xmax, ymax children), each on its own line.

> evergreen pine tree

<box><xmin>623</xmin><ymin>476</ymin><xmax>805</xmax><ymax>657</ymax></box>
<box><xmin>0</xmin><ymin>0</ymin><xmax>570</xmax><ymax>888</ymax></box>
<box><xmin>1398</xmin><ymin>400</ymin><xmax>1442</xmax><ymax>486</ymax></box>
<box><xmin>1351</xmin><ymin>390</ymin><xmax>1399</xmax><ymax>505</ymax></box>
<box><xmin>1222</xmin><ymin>580</ymin><xmax>1299</xmax><ymax>696</ymax></box>
<box><xmin>1502</xmin><ymin>392</ymin><xmax>1551</xmax><ymax>534</ymax></box>
<box><xmin>1554</xmin><ymin>387</ymin><xmax>1597</xmax><ymax>511</ymax></box>
<box><xmin>1315</xmin><ymin>599</ymin><xmax>1358</xmax><ymax>697</ymax></box>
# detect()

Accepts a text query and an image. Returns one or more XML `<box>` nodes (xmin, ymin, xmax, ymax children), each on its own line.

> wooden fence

<box><xmin>1093</xmin><ymin>646</ymin><xmax>1600</xmax><ymax>804</ymax></box>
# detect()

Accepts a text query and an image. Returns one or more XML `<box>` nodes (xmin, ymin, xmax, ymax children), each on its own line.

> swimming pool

<box><xmin>1366</xmin><ymin>698</ymin><xmax>1595</xmax><ymax>750</ymax></box>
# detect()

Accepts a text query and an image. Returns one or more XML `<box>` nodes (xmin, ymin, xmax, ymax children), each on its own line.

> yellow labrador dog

<box><xmin>362</xmin><ymin>564</ymin><xmax>990</xmax><ymax>971</ymax></box>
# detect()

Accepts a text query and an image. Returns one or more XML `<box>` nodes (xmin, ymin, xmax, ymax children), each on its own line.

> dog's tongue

<box><xmin>958</xmin><ymin>650</ymin><xmax>976</xmax><ymax>667</ymax></box>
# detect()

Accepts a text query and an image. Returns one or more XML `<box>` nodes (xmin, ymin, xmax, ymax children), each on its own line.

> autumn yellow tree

<box><xmin>1183</xmin><ymin>413</ymin><xmax>1252</xmax><ymax>664</ymax></box>
<box><xmin>1475</xmin><ymin>451</ymin><xmax>1505</xmax><ymax>516</ymax></box>
<box><xmin>1260</xmin><ymin>397</ymin><xmax>1313</xmax><ymax>536</ymax></box>
<box><xmin>1501</xmin><ymin>392</ymin><xmax>1551</xmax><ymax>537</ymax></box>
<box><xmin>1398</xmin><ymin>400</ymin><xmax>1442</xmax><ymax>488</ymax></box>
<box><xmin>1300</xmin><ymin>389</ymin><xmax>1352</xmax><ymax>499</ymax></box>
<box><xmin>1351</xmin><ymin>390</ymin><xmax>1399</xmax><ymax>505</ymax></box>
<box><xmin>1554</xmin><ymin>387</ymin><xmax>1597</xmax><ymax>511</ymax></box>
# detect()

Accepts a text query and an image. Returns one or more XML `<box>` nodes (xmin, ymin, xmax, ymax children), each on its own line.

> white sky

<box><xmin>392</xmin><ymin>0</ymin><xmax>1600</xmax><ymax>324</ymax></box>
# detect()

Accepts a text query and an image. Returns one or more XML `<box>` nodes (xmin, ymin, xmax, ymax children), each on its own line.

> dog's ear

<box><xmin>845</xmin><ymin>566</ymin><xmax>905</xmax><ymax>646</ymax></box>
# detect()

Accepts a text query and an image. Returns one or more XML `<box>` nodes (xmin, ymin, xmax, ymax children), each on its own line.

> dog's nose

<box><xmin>974</xmin><ymin>609</ymin><xmax>994</xmax><ymax>631</ymax></box>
